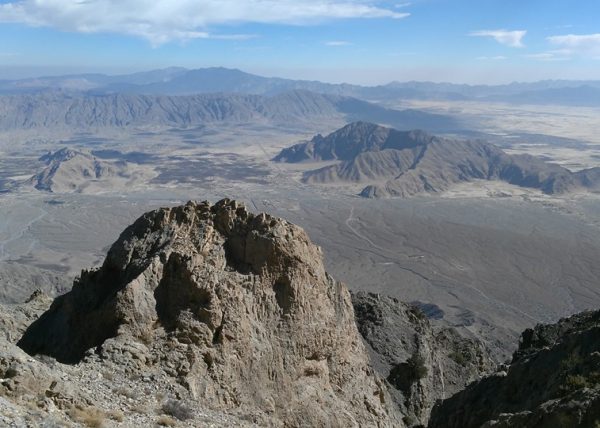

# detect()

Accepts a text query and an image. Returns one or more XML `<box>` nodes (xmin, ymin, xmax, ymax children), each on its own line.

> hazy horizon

<box><xmin>2</xmin><ymin>64</ymin><xmax>600</xmax><ymax>87</ymax></box>
<box><xmin>1</xmin><ymin>0</ymin><xmax>599</xmax><ymax>85</ymax></box>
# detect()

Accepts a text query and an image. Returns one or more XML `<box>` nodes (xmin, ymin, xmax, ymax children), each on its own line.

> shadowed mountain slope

<box><xmin>428</xmin><ymin>310</ymin><xmax>600</xmax><ymax>428</ymax></box>
<box><xmin>0</xmin><ymin>90</ymin><xmax>459</xmax><ymax>132</ymax></box>
<box><xmin>275</xmin><ymin>122</ymin><xmax>600</xmax><ymax>198</ymax></box>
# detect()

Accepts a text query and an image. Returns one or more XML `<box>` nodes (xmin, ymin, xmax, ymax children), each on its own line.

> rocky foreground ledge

<box><xmin>13</xmin><ymin>199</ymin><xmax>402</xmax><ymax>427</ymax></box>
<box><xmin>428</xmin><ymin>310</ymin><xmax>600</xmax><ymax>428</ymax></box>
<box><xmin>1</xmin><ymin>199</ymin><xmax>599</xmax><ymax>427</ymax></box>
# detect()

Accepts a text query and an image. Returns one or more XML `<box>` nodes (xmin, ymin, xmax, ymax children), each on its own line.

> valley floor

<box><xmin>2</xmin><ymin>114</ymin><xmax>600</xmax><ymax>359</ymax></box>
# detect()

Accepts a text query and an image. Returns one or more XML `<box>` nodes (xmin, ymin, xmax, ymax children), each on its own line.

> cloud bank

<box><xmin>0</xmin><ymin>0</ymin><xmax>409</xmax><ymax>45</ymax></box>
<box><xmin>548</xmin><ymin>33</ymin><xmax>600</xmax><ymax>58</ymax></box>
<box><xmin>470</xmin><ymin>29</ymin><xmax>526</xmax><ymax>48</ymax></box>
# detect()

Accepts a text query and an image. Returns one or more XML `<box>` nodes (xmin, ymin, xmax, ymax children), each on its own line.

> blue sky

<box><xmin>0</xmin><ymin>0</ymin><xmax>599</xmax><ymax>84</ymax></box>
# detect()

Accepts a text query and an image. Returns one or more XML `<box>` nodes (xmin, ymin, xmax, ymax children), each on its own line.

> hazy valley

<box><xmin>1</xmin><ymin>66</ymin><xmax>600</xmax><ymax>426</ymax></box>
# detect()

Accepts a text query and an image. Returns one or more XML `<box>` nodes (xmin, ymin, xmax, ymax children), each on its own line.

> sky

<box><xmin>0</xmin><ymin>0</ymin><xmax>599</xmax><ymax>84</ymax></box>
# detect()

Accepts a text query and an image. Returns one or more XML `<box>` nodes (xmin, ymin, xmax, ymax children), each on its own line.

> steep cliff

<box><xmin>428</xmin><ymin>310</ymin><xmax>600</xmax><ymax>428</ymax></box>
<box><xmin>18</xmin><ymin>199</ymin><xmax>401</xmax><ymax>427</ymax></box>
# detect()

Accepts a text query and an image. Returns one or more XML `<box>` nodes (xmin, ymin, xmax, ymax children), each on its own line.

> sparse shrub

<box><xmin>403</xmin><ymin>414</ymin><xmax>417</xmax><ymax>426</ymax></box>
<box><xmin>590</xmin><ymin>371</ymin><xmax>600</xmax><ymax>384</ymax></box>
<box><xmin>161</xmin><ymin>399</ymin><xmax>193</xmax><ymax>421</ymax></box>
<box><xmin>156</xmin><ymin>415</ymin><xmax>177</xmax><ymax>427</ymax></box>
<box><xmin>387</xmin><ymin>353</ymin><xmax>428</xmax><ymax>394</ymax></box>
<box><xmin>560</xmin><ymin>350</ymin><xmax>583</xmax><ymax>373</ymax></box>
<box><xmin>409</xmin><ymin>354</ymin><xmax>428</xmax><ymax>379</ymax></box>
<box><xmin>68</xmin><ymin>405</ymin><xmax>106</xmax><ymax>428</ymax></box>
<box><xmin>113</xmin><ymin>386</ymin><xmax>138</xmax><ymax>399</ymax></box>
<box><xmin>449</xmin><ymin>351</ymin><xmax>467</xmax><ymax>366</ymax></box>
<box><xmin>562</xmin><ymin>374</ymin><xmax>588</xmax><ymax>392</ymax></box>
<box><xmin>130</xmin><ymin>403</ymin><xmax>147</xmax><ymax>414</ymax></box>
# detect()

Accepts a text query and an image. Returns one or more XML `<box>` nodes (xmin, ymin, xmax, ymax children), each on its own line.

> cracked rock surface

<box><xmin>16</xmin><ymin>199</ymin><xmax>401</xmax><ymax>427</ymax></box>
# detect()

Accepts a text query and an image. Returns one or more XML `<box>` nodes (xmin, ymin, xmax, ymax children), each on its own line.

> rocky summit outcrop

<box><xmin>0</xmin><ymin>290</ymin><xmax>256</xmax><ymax>427</ymax></box>
<box><xmin>352</xmin><ymin>292</ymin><xmax>495</xmax><ymax>427</ymax></box>
<box><xmin>17</xmin><ymin>199</ymin><xmax>402</xmax><ymax>427</ymax></box>
<box><xmin>275</xmin><ymin>122</ymin><xmax>600</xmax><ymax>198</ymax></box>
<box><xmin>428</xmin><ymin>310</ymin><xmax>600</xmax><ymax>428</ymax></box>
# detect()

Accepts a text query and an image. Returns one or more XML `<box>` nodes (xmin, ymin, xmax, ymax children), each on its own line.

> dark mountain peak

<box><xmin>39</xmin><ymin>147</ymin><xmax>82</xmax><ymax>164</ymax></box>
<box><xmin>273</xmin><ymin>121</ymin><xmax>436</xmax><ymax>163</ymax></box>
<box><xmin>276</xmin><ymin>122</ymin><xmax>600</xmax><ymax>197</ymax></box>
<box><xmin>338</xmin><ymin>120</ymin><xmax>386</xmax><ymax>132</ymax></box>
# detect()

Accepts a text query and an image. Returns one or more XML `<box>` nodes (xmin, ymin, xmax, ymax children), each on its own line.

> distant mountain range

<box><xmin>0</xmin><ymin>90</ymin><xmax>459</xmax><ymax>132</ymax></box>
<box><xmin>1</xmin><ymin>67</ymin><xmax>600</xmax><ymax>106</ymax></box>
<box><xmin>275</xmin><ymin>122</ymin><xmax>600</xmax><ymax>198</ymax></box>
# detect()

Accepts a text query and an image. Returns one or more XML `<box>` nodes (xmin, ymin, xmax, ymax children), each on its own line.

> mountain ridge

<box><xmin>275</xmin><ymin>122</ymin><xmax>600</xmax><ymax>198</ymax></box>
<box><xmin>2</xmin><ymin>67</ymin><xmax>600</xmax><ymax>106</ymax></box>
<box><xmin>0</xmin><ymin>90</ymin><xmax>459</xmax><ymax>132</ymax></box>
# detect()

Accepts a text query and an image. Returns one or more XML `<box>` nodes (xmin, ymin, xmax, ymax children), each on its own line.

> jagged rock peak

<box><xmin>273</xmin><ymin>121</ymin><xmax>436</xmax><ymax>163</ymax></box>
<box><xmin>18</xmin><ymin>199</ymin><xmax>402</xmax><ymax>427</ymax></box>
<box><xmin>39</xmin><ymin>147</ymin><xmax>80</xmax><ymax>163</ymax></box>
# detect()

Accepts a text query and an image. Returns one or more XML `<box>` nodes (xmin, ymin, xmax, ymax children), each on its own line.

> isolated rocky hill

<box><xmin>29</xmin><ymin>147</ymin><xmax>154</xmax><ymax>193</ymax></box>
<box><xmin>0</xmin><ymin>90</ymin><xmax>458</xmax><ymax>132</ymax></box>
<box><xmin>16</xmin><ymin>199</ymin><xmax>402</xmax><ymax>426</ymax></box>
<box><xmin>428</xmin><ymin>310</ymin><xmax>600</xmax><ymax>428</ymax></box>
<box><xmin>275</xmin><ymin>122</ymin><xmax>600</xmax><ymax>198</ymax></box>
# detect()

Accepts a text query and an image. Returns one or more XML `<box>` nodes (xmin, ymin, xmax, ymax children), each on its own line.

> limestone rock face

<box><xmin>428</xmin><ymin>310</ymin><xmax>600</xmax><ymax>428</ymax></box>
<box><xmin>18</xmin><ymin>199</ymin><xmax>401</xmax><ymax>427</ymax></box>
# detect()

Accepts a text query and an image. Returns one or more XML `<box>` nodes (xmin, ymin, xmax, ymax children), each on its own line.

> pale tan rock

<box><xmin>18</xmin><ymin>199</ymin><xmax>402</xmax><ymax>427</ymax></box>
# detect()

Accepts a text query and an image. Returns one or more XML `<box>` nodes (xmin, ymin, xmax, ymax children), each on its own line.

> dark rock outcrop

<box><xmin>428</xmin><ymin>310</ymin><xmax>600</xmax><ymax>428</ymax></box>
<box><xmin>352</xmin><ymin>292</ymin><xmax>495</xmax><ymax>426</ymax></box>
<box><xmin>18</xmin><ymin>199</ymin><xmax>402</xmax><ymax>427</ymax></box>
<box><xmin>275</xmin><ymin>122</ymin><xmax>600</xmax><ymax>197</ymax></box>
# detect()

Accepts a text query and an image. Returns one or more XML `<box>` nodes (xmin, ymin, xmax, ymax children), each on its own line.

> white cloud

<box><xmin>0</xmin><ymin>0</ymin><xmax>409</xmax><ymax>45</ymax></box>
<box><xmin>547</xmin><ymin>33</ymin><xmax>600</xmax><ymax>58</ymax></box>
<box><xmin>470</xmin><ymin>29</ymin><xmax>526</xmax><ymax>48</ymax></box>
<box><xmin>523</xmin><ymin>51</ymin><xmax>570</xmax><ymax>62</ymax></box>
<box><xmin>325</xmin><ymin>40</ymin><xmax>351</xmax><ymax>46</ymax></box>
<box><xmin>476</xmin><ymin>55</ymin><xmax>507</xmax><ymax>61</ymax></box>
